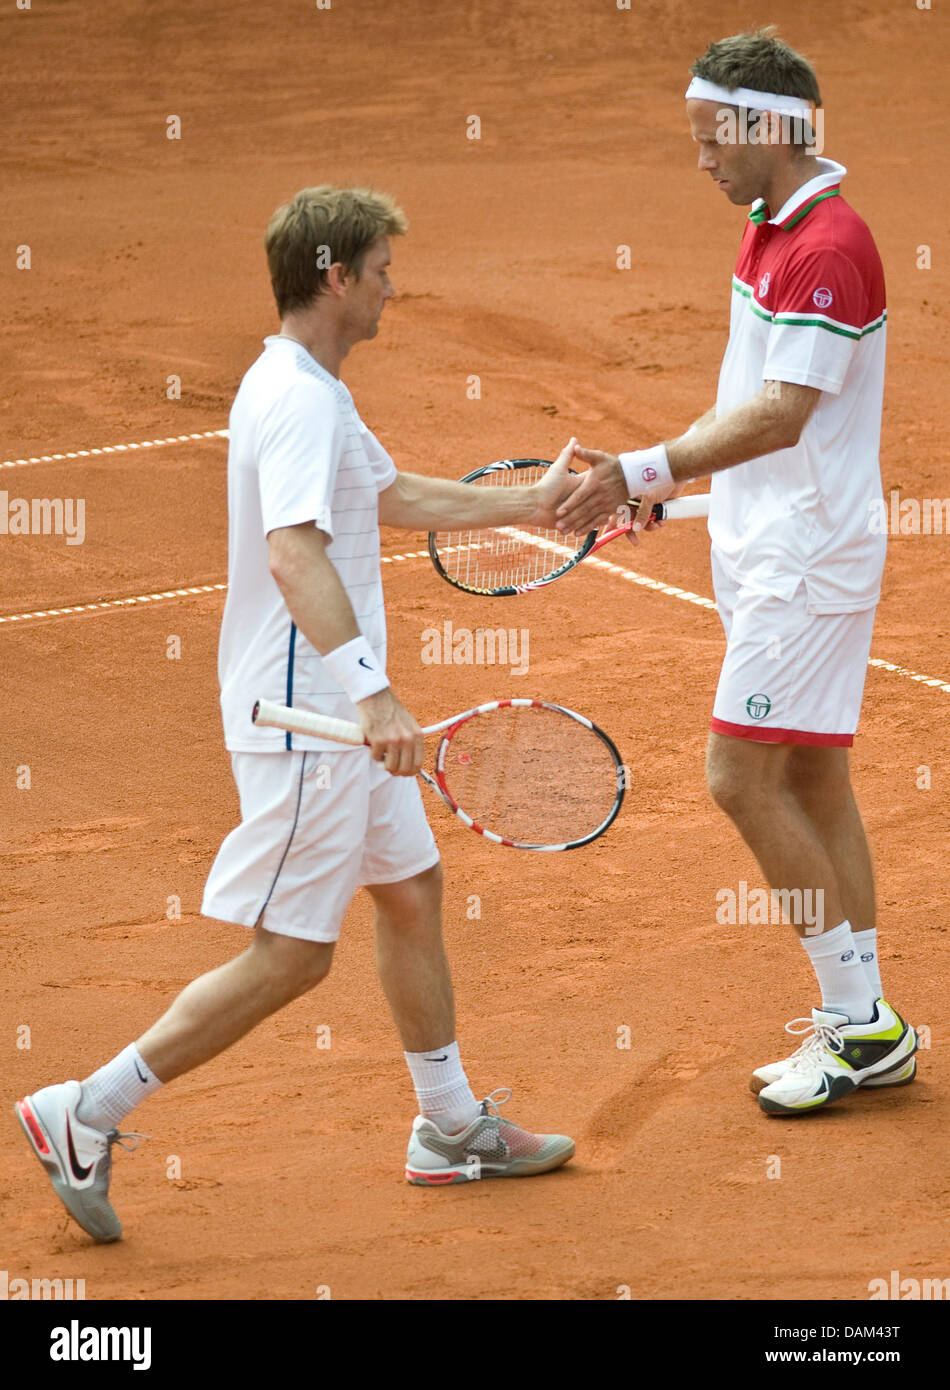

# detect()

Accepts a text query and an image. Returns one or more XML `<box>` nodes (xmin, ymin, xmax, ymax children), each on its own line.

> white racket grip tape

<box><xmin>658</xmin><ymin>494</ymin><xmax>710</xmax><ymax>520</ymax></box>
<box><xmin>252</xmin><ymin>698</ymin><xmax>366</xmax><ymax>746</ymax></box>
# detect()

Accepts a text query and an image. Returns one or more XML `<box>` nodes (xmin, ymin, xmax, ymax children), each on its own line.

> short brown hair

<box><xmin>690</xmin><ymin>27</ymin><xmax>821</xmax><ymax>106</ymax></box>
<box><xmin>265</xmin><ymin>186</ymin><xmax>408</xmax><ymax>317</ymax></box>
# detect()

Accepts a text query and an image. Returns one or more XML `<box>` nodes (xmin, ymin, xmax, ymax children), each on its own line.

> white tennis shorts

<box><xmin>202</xmin><ymin>749</ymin><xmax>440</xmax><ymax>942</ymax></box>
<box><xmin>710</xmin><ymin>553</ymin><xmax>877</xmax><ymax>747</ymax></box>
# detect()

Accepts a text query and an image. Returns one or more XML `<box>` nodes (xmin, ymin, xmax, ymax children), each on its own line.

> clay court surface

<box><xmin>2</xmin><ymin>1</ymin><xmax>948</xmax><ymax>1301</ymax></box>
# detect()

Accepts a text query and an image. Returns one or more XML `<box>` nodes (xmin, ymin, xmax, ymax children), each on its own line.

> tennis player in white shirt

<box><xmin>557</xmin><ymin>29</ymin><xmax>917</xmax><ymax>1116</ymax></box>
<box><xmin>16</xmin><ymin>186</ymin><xmax>576</xmax><ymax>1244</ymax></box>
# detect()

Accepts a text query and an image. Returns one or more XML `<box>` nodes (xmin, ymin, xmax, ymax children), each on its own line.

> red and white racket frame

<box><xmin>427</xmin><ymin>458</ymin><xmax>710</xmax><ymax>596</ymax></box>
<box><xmin>252</xmin><ymin>696</ymin><xmax>625</xmax><ymax>851</ymax></box>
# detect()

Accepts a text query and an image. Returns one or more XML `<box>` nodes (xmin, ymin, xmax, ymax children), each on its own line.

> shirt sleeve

<box><xmin>362</xmin><ymin>428</ymin><xmax>399</xmax><ymax>492</ymax></box>
<box><xmin>256</xmin><ymin>379</ymin><xmax>345</xmax><ymax>538</ymax></box>
<box><xmin>763</xmin><ymin>247</ymin><xmax>871</xmax><ymax>395</ymax></box>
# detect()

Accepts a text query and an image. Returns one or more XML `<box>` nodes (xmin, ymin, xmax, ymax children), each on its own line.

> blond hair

<box><xmin>265</xmin><ymin>186</ymin><xmax>408</xmax><ymax>317</ymax></box>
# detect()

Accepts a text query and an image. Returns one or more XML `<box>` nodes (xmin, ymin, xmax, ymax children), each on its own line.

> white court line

<box><xmin>2</xmin><ymin>547</ymin><xmax>949</xmax><ymax>694</ymax></box>
<box><xmin>867</xmin><ymin>657</ymin><xmax>950</xmax><ymax>693</ymax></box>
<box><xmin>500</xmin><ymin>527</ymin><xmax>719</xmax><ymax>610</ymax></box>
<box><xmin>0</xmin><ymin>429</ymin><xmax>229</xmax><ymax>470</ymax></box>
<box><xmin>588</xmin><ymin>553</ymin><xmax>950</xmax><ymax>691</ymax></box>
<box><xmin>0</xmin><ymin>550</ymin><xmax>446</xmax><ymax>626</ymax></box>
<box><xmin>0</xmin><ymin>453</ymin><xmax>946</xmax><ymax>693</ymax></box>
<box><xmin>0</xmin><ymin>584</ymin><xmax>227</xmax><ymax>625</ymax></box>
<box><xmin>455</xmin><ymin>529</ymin><xmax>950</xmax><ymax>693</ymax></box>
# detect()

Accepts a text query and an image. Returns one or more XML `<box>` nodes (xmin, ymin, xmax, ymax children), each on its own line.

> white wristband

<box><xmin>617</xmin><ymin>443</ymin><xmax>673</xmax><ymax>497</ymax></box>
<box><xmin>321</xmin><ymin>636</ymin><xmax>389</xmax><ymax>704</ymax></box>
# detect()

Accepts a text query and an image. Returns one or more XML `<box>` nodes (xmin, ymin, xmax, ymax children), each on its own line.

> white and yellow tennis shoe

<box><xmin>15</xmin><ymin>1080</ymin><xmax>144</xmax><ymax>1242</ymax></box>
<box><xmin>406</xmin><ymin>1088</ymin><xmax>574</xmax><ymax>1185</ymax></box>
<box><xmin>756</xmin><ymin>1000</ymin><xmax>917</xmax><ymax>1115</ymax></box>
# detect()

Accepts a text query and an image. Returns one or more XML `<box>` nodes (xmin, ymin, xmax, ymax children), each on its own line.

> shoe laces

<box><xmin>783</xmin><ymin>1017</ymin><xmax>845</xmax><ymax>1072</ymax></box>
<box><xmin>480</xmin><ymin>1087</ymin><xmax>513</xmax><ymax>1119</ymax></box>
<box><xmin>108</xmin><ymin>1128</ymin><xmax>149</xmax><ymax>1153</ymax></box>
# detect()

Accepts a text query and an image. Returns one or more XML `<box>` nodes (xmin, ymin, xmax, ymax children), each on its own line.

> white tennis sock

<box><xmin>852</xmin><ymin>927</ymin><xmax>883</xmax><ymax>998</ymax></box>
<box><xmin>404</xmin><ymin>1041</ymin><xmax>480</xmax><ymax>1134</ymax></box>
<box><xmin>800</xmin><ymin>920</ymin><xmax>877</xmax><ymax>1024</ymax></box>
<box><xmin>76</xmin><ymin>1043</ymin><xmax>163</xmax><ymax>1131</ymax></box>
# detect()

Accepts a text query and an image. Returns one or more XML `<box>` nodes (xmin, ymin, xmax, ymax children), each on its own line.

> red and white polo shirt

<box><xmin>710</xmin><ymin>158</ymin><xmax>887</xmax><ymax>613</ymax></box>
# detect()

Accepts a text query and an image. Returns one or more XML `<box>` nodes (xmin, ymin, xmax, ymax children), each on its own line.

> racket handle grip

<box><xmin>655</xmin><ymin>494</ymin><xmax>710</xmax><ymax>521</ymax></box>
<box><xmin>252</xmin><ymin>698</ymin><xmax>366</xmax><ymax>746</ymax></box>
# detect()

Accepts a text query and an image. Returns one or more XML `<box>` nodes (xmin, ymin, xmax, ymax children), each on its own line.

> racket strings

<box><xmin>435</xmin><ymin>466</ymin><xmax>578</xmax><ymax>591</ymax></box>
<box><xmin>438</xmin><ymin>706</ymin><xmax>621</xmax><ymax>846</ymax></box>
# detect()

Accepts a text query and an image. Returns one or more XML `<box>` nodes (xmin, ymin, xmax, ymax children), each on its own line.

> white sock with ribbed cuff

<box><xmin>404</xmin><ymin>1041</ymin><xmax>480</xmax><ymax>1134</ymax></box>
<box><xmin>852</xmin><ymin>927</ymin><xmax>883</xmax><ymax>999</ymax></box>
<box><xmin>800</xmin><ymin>920</ymin><xmax>878</xmax><ymax>1024</ymax></box>
<box><xmin>76</xmin><ymin>1043</ymin><xmax>163</xmax><ymax>1131</ymax></box>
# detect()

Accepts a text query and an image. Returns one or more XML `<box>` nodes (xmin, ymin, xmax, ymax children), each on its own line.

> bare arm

<box><xmin>688</xmin><ymin>403</ymin><xmax>719</xmax><ymax>433</ymax></box>
<box><xmin>267</xmin><ymin>523</ymin><xmax>423</xmax><ymax>775</ymax></box>
<box><xmin>556</xmin><ymin>382</ymin><xmax>821</xmax><ymax>535</ymax></box>
<box><xmin>666</xmin><ymin>381</ymin><xmax>820</xmax><ymax>481</ymax></box>
<box><xmin>268</xmin><ymin>522</ymin><xmax>360</xmax><ymax>652</ymax></box>
<box><xmin>378</xmin><ymin>439</ymin><xmax>578</xmax><ymax>530</ymax></box>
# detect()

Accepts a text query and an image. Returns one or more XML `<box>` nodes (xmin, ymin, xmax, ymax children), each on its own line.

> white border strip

<box><xmin>1</xmin><ymin>430</ymin><xmax>229</xmax><ymax>470</ymax></box>
<box><xmin>501</xmin><ymin>527</ymin><xmax>720</xmax><ymax>609</ymax></box>
<box><xmin>590</xmin><ymin>554</ymin><xmax>950</xmax><ymax>689</ymax></box>
<box><xmin>0</xmin><ymin>485</ymin><xmax>946</xmax><ymax>694</ymax></box>
<box><xmin>581</xmin><ymin>552</ymin><xmax>718</xmax><ymax>609</ymax></box>
<box><xmin>867</xmin><ymin>657</ymin><xmax>950</xmax><ymax>694</ymax></box>
<box><xmin>0</xmin><ymin>549</ymin><xmax>457</xmax><ymax>627</ymax></box>
<box><xmin>0</xmin><ymin>584</ymin><xmax>227</xmax><ymax>625</ymax></box>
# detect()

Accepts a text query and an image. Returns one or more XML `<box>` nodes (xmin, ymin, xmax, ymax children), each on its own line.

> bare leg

<box><xmin>136</xmin><ymin>926</ymin><xmax>334</xmax><ymax>1082</ymax></box>
<box><xmin>706</xmin><ymin>732</ymin><xmax>844</xmax><ymax>936</ymax></box>
<box><xmin>785</xmin><ymin>745</ymin><xmax>876</xmax><ymax>934</ymax></box>
<box><xmin>367</xmin><ymin>863</ymin><xmax>455</xmax><ymax>1052</ymax></box>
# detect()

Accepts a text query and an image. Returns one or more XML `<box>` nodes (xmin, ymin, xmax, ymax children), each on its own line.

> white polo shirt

<box><xmin>710</xmin><ymin>158</ymin><xmax>888</xmax><ymax>613</ymax></box>
<box><xmin>218</xmin><ymin>335</ymin><xmax>397</xmax><ymax>753</ymax></box>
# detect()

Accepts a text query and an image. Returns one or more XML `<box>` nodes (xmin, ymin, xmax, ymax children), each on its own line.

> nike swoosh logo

<box><xmin>134</xmin><ymin>1059</ymin><xmax>148</xmax><ymax>1083</ymax></box>
<box><xmin>66</xmin><ymin>1115</ymin><xmax>93</xmax><ymax>1181</ymax></box>
<box><xmin>426</xmin><ymin>1055</ymin><xmax>448</xmax><ymax>1062</ymax></box>
<box><xmin>358</xmin><ymin>657</ymin><xmax>375</xmax><ymax>670</ymax></box>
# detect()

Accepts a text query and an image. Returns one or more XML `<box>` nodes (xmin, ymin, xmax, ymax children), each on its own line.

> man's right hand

<box><xmin>356</xmin><ymin>687</ymin><xmax>425</xmax><ymax>776</ymax></box>
<box><xmin>530</xmin><ymin>438</ymin><xmax>582</xmax><ymax>527</ymax></box>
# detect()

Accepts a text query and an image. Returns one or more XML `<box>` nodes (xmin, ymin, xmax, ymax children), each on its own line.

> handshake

<box><xmin>533</xmin><ymin>437</ymin><xmax>681</xmax><ymax>541</ymax></box>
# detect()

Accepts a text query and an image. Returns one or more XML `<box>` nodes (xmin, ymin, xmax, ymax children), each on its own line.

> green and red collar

<box><xmin>750</xmin><ymin>186</ymin><xmax>841</xmax><ymax>229</ymax></box>
<box><xmin>748</xmin><ymin>159</ymin><xmax>847</xmax><ymax>230</ymax></box>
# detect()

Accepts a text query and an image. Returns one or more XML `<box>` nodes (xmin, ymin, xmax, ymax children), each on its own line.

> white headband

<box><xmin>685</xmin><ymin>76</ymin><xmax>814</xmax><ymax>123</ymax></box>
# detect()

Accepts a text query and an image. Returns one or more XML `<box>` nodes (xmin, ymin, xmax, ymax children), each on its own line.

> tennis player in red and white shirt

<box><xmin>558</xmin><ymin>30</ymin><xmax>917</xmax><ymax>1114</ymax></box>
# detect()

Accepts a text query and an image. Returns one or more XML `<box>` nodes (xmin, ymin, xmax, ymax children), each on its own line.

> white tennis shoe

<box><xmin>15</xmin><ymin>1080</ymin><xmax>144</xmax><ymax>1242</ymax></box>
<box><xmin>756</xmin><ymin>1000</ymin><xmax>917</xmax><ymax>1115</ymax></box>
<box><xmin>752</xmin><ymin>1051</ymin><xmax>915</xmax><ymax>1095</ymax></box>
<box><xmin>406</xmin><ymin>1088</ymin><xmax>574</xmax><ymax>1185</ymax></box>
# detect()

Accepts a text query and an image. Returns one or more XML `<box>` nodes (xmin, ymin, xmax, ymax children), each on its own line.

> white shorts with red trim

<box><xmin>710</xmin><ymin>553</ymin><xmax>877</xmax><ymax>747</ymax></box>
<box><xmin>202</xmin><ymin>749</ymin><xmax>440</xmax><ymax>942</ymax></box>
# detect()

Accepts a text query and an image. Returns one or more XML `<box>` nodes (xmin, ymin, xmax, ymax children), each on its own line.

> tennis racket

<box><xmin>251</xmin><ymin>696</ymin><xmax>625</xmax><ymax>851</ymax></box>
<box><xmin>429</xmin><ymin>457</ymin><xmax>710</xmax><ymax>596</ymax></box>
